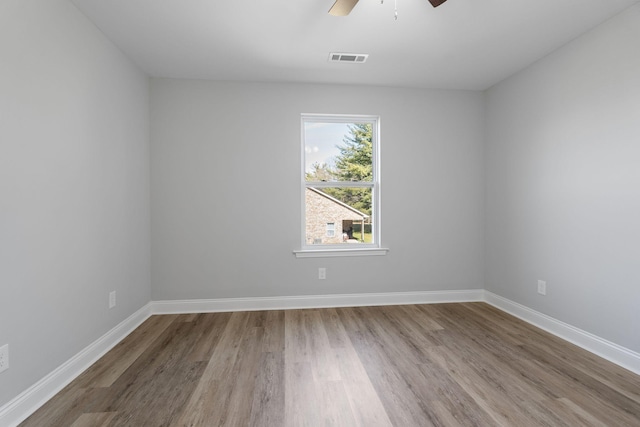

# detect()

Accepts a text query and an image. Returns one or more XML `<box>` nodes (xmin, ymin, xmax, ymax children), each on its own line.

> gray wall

<box><xmin>151</xmin><ymin>80</ymin><xmax>485</xmax><ymax>300</ymax></box>
<box><xmin>0</xmin><ymin>0</ymin><xmax>151</xmax><ymax>406</ymax></box>
<box><xmin>4</xmin><ymin>0</ymin><xmax>638</xmax><ymax>413</ymax></box>
<box><xmin>485</xmin><ymin>5</ymin><xmax>640</xmax><ymax>352</ymax></box>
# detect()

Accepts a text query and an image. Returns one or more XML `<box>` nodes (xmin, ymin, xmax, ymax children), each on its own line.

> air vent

<box><xmin>329</xmin><ymin>53</ymin><xmax>369</xmax><ymax>63</ymax></box>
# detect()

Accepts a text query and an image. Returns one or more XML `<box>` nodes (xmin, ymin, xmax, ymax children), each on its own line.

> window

<box><xmin>326</xmin><ymin>223</ymin><xmax>336</xmax><ymax>237</ymax></box>
<box><xmin>295</xmin><ymin>114</ymin><xmax>387</xmax><ymax>257</ymax></box>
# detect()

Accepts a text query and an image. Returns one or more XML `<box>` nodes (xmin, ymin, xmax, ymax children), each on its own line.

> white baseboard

<box><xmin>484</xmin><ymin>291</ymin><xmax>640</xmax><ymax>375</ymax></box>
<box><xmin>150</xmin><ymin>289</ymin><xmax>485</xmax><ymax>314</ymax></box>
<box><xmin>0</xmin><ymin>303</ymin><xmax>152</xmax><ymax>427</ymax></box>
<box><xmin>4</xmin><ymin>289</ymin><xmax>640</xmax><ymax>426</ymax></box>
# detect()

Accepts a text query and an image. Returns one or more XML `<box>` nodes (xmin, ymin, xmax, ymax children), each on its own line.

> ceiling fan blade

<box><xmin>428</xmin><ymin>0</ymin><xmax>448</xmax><ymax>7</ymax></box>
<box><xmin>329</xmin><ymin>0</ymin><xmax>360</xmax><ymax>16</ymax></box>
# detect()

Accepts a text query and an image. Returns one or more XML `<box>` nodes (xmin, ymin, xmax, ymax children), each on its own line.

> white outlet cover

<box><xmin>537</xmin><ymin>280</ymin><xmax>547</xmax><ymax>295</ymax></box>
<box><xmin>109</xmin><ymin>291</ymin><xmax>116</xmax><ymax>309</ymax></box>
<box><xmin>0</xmin><ymin>344</ymin><xmax>8</xmax><ymax>373</ymax></box>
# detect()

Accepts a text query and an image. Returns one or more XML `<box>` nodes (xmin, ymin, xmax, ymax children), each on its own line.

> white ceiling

<box><xmin>71</xmin><ymin>0</ymin><xmax>639</xmax><ymax>90</ymax></box>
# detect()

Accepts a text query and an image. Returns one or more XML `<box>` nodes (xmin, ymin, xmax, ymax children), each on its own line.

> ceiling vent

<box><xmin>329</xmin><ymin>53</ymin><xmax>369</xmax><ymax>63</ymax></box>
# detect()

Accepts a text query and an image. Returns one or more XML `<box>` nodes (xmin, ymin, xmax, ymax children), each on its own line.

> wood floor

<box><xmin>21</xmin><ymin>303</ymin><xmax>640</xmax><ymax>426</ymax></box>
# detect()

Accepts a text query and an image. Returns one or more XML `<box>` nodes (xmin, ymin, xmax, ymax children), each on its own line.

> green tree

<box><xmin>325</xmin><ymin>123</ymin><xmax>373</xmax><ymax>215</ymax></box>
<box><xmin>334</xmin><ymin>123</ymin><xmax>373</xmax><ymax>182</ymax></box>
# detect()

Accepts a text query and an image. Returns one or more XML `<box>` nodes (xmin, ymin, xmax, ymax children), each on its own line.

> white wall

<box><xmin>151</xmin><ymin>80</ymin><xmax>485</xmax><ymax>300</ymax></box>
<box><xmin>0</xmin><ymin>0</ymin><xmax>150</xmax><ymax>406</ymax></box>
<box><xmin>485</xmin><ymin>5</ymin><xmax>640</xmax><ymax>352</ymax></box>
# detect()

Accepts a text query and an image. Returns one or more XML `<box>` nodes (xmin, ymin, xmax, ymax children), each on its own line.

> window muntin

<box><xmin>302</xmin><ymin>115</ymin><xmax>380</xmax><ymax>250</ymax></box>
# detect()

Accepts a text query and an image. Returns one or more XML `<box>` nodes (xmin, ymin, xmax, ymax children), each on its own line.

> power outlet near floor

<box><xmin>537</xmin><ymin>280</ymin><xmax>547</xmax><ymax>296</ymax></box>
<box><xmin>318</xmin><ymin>267</ymin><xmax>326</xmax><ymax>280</ymax></box>
<box><xmin>109</xmin><ymin>291</ymin><xmax>116</xmax><ymax>309</ymax></box>
<box><xmin>0</xmin><ymin>344</ymin><xmax>9</xmax><ymax>373</ymax></box>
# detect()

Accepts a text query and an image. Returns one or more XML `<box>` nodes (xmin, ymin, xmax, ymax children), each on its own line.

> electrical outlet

<box><xmin>0</xmin><ymin>344</ymin><xmax>9</xmax><ymax>373</ymax></box>
<box><xmin>537</xmin><ymin>280</ymin><xmax>547</xmax><ymax>296</ymax></box>
<box><xmin>318</xmin><ymin>267</ymin><xmax>326</xmax><ymax>280</ymax></box>
<box><xmin>109</xmin><ymin>291</ymin><xmax>116</xmax><ymax>309</ymax></box>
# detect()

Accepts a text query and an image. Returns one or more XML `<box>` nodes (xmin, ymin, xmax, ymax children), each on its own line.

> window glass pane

<box><xmin>326</xmin><ymin>223</ymin><xmax>335</xmax><ymax>237</ymax></box>
<box><xmin>305</xmin><ymin>187</ymin><xmax>373</xmax><ymax>245</ymax></box>
<box><xmin>304</xmin><ymin>122</ymin><xmax>373</xmax><ymax>183</ymax></box>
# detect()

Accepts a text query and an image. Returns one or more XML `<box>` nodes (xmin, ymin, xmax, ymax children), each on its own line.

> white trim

<box><xmin>301</xmin><ymin>114</ymin><xmax>382</xmax><ymax>251</ymax></box>
<box><xmin>293</xmin><ymin>247</ymin><xmax>389</xmax><ymax>258</ymax></box>
<box><xmin>484</xmin><ymin>291</ymin><xmax>640</xmax><ymax>375</ymax></box>
<box><xmin>0</xmin><ymin>303</ymin><xmax>152</xmax><ymax>427</ymax></box>
<box><xmin>151</xmin><ymin>289</ymin><xmax>485</xmax><ymax>314</ymax></box>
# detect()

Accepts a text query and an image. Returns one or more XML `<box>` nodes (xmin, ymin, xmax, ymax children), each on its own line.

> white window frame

<box><xmin>294</xmin><ymin>114</ymin><xmax>388</xmax><ymax>258</ymax></box>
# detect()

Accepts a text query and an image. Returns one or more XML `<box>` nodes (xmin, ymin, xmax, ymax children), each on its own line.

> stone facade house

<box><xmin>305</xmin><ymin>187</ymin><xmax>369</xmax><ymax>245</ymax></box>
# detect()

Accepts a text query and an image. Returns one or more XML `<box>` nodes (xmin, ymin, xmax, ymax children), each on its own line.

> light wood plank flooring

<box><xmin>21</xmin><ymin>303</ymin><xmax>640</xmax><ymax>426</ymax></box>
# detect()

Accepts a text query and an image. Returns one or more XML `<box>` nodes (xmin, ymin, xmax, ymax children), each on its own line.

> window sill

<box><xmin>293</xmin><ymin>247</ymin><xmax>389</xmax><ymax>258</ymax></box>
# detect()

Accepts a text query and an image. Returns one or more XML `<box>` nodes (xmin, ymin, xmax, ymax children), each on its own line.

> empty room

<box><xmin>1</xmin><ymin>0</ymin><xmax>640</xmax><ymax>425</ymax></box>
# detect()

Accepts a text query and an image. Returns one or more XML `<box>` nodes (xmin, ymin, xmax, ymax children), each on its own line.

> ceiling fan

<box><xmin>329</xmin><ymin>0</ymin><xmax>447</xmax><ymax>16</ymax></box>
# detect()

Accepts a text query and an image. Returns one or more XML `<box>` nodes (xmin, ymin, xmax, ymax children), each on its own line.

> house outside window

<box><xmin>297</xmin><ymin>114</ymin><xmax>386</xmax><ymax>257</ymax></box>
